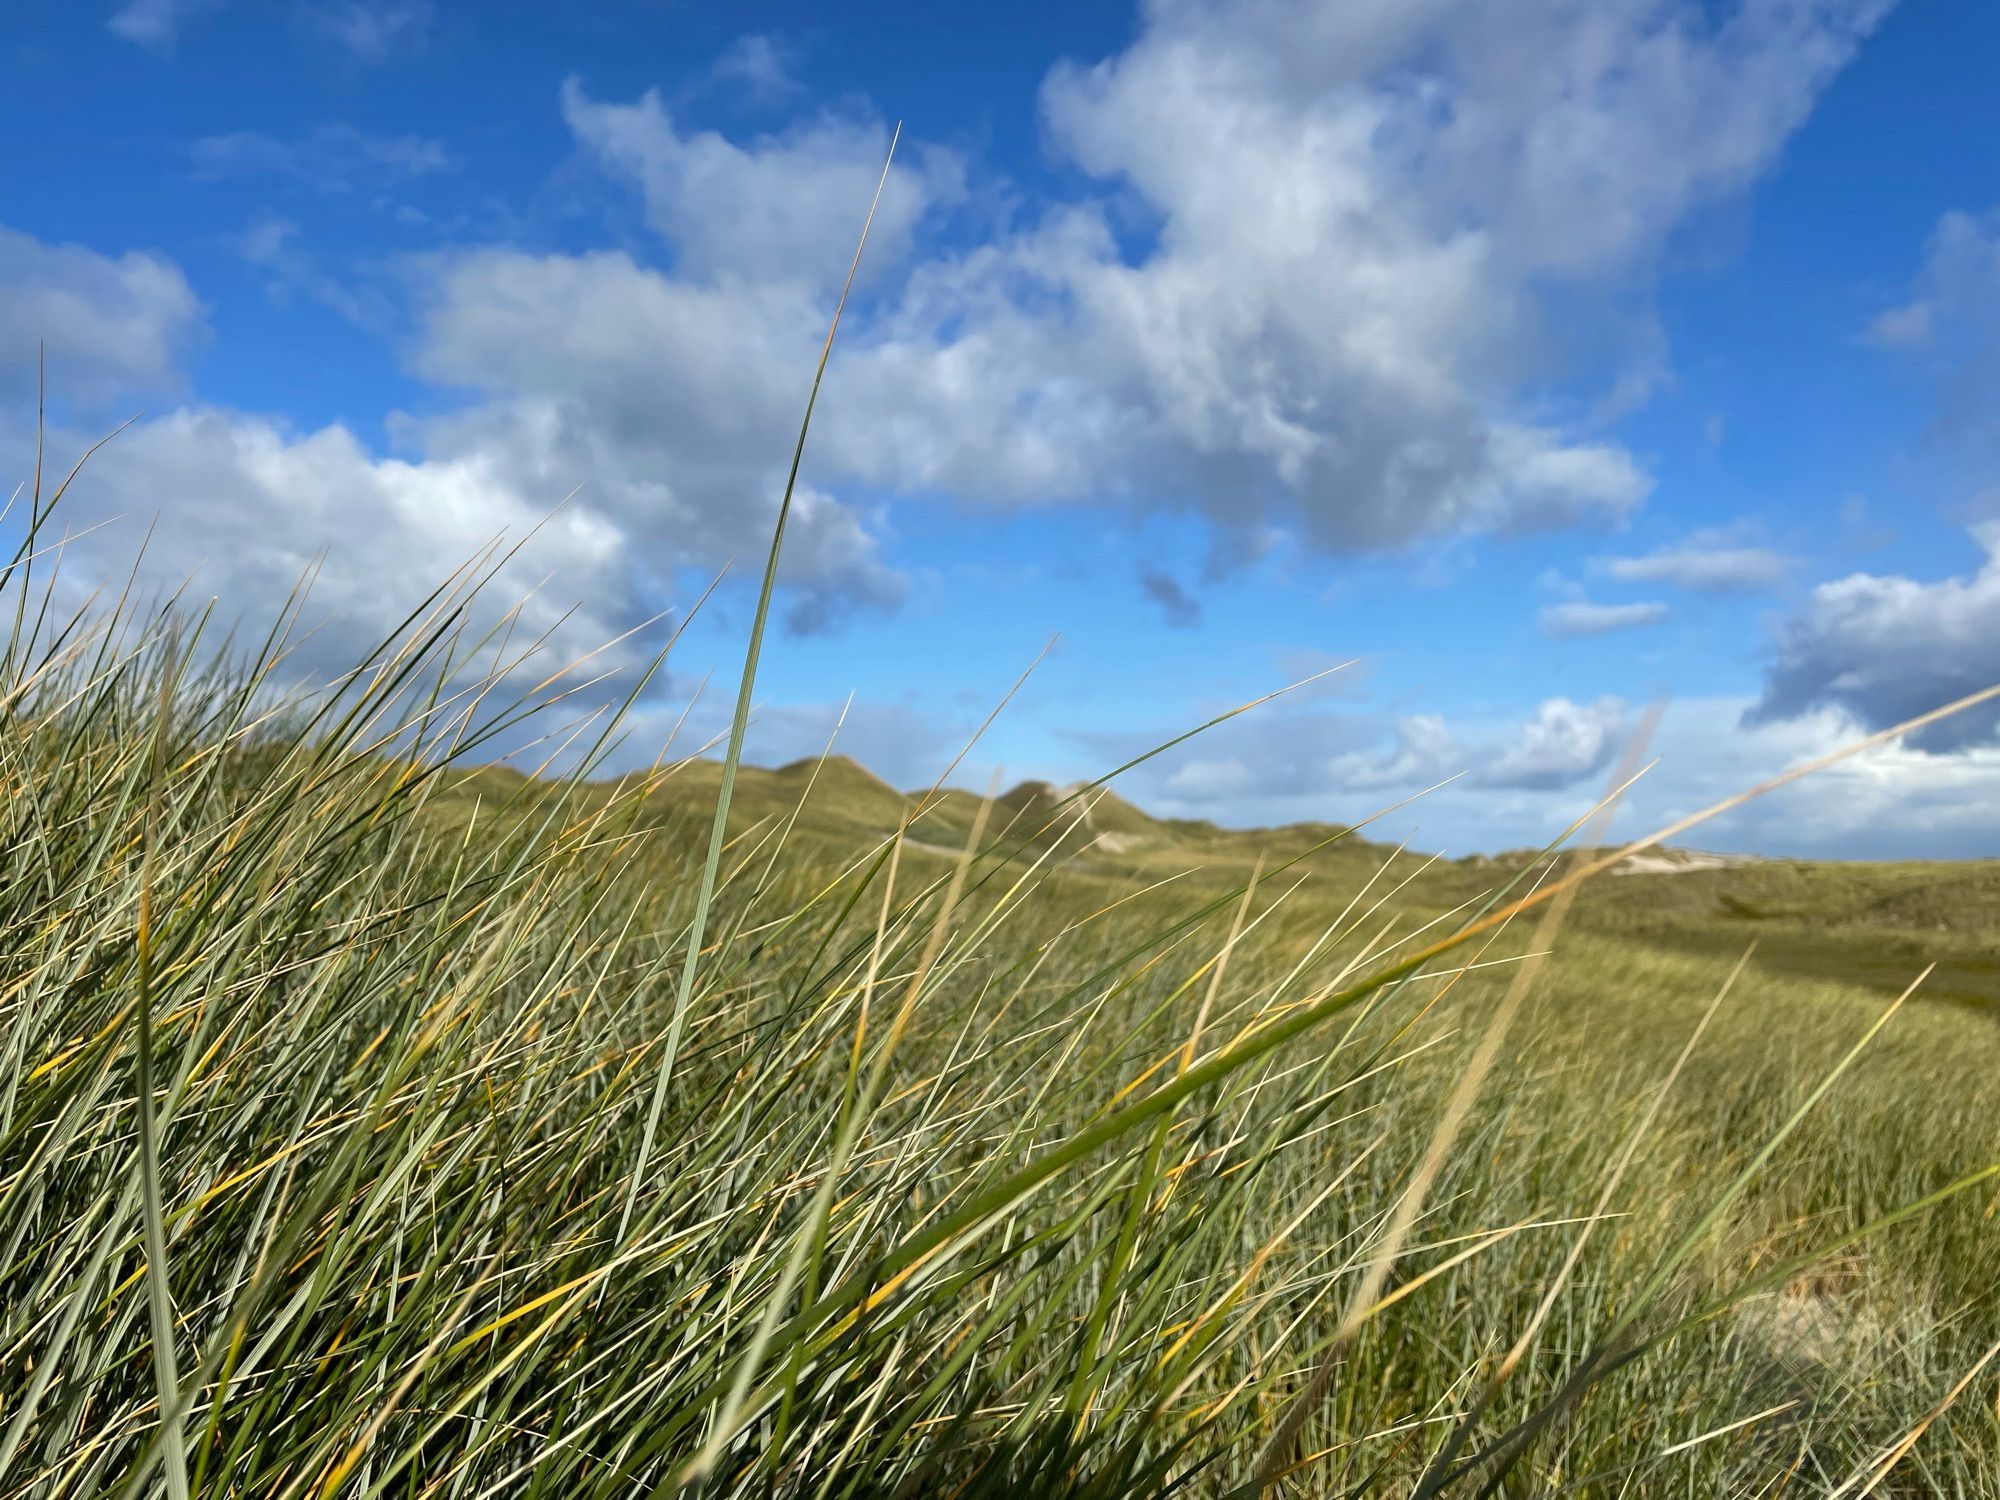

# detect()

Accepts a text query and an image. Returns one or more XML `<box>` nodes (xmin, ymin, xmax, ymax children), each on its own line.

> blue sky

<box><xmin>4</xmin><ymin>0</ymin><xmax>1999</xmax><ymax>856</ymax></box>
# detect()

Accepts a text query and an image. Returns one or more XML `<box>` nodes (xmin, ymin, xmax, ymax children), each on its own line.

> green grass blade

<box><xmin>613</xmin><ymin>126</ymin><xmax>904</xmax><ymax>1251</ymax></box>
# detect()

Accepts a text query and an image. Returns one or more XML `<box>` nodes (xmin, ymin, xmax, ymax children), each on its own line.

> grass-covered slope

<box><xmin>502</xmin><ymin>749</ymin><xmax>2000</xmax><ymax>1014</ymax></box>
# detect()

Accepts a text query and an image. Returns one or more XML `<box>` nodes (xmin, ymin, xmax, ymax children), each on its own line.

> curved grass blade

<box><xmin>614</xmin><ymin>125</ymin><xmax>904</xmax><ymax>1248</ymax></box>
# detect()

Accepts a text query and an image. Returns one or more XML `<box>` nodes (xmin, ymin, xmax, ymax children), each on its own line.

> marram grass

<box><xmin>4</xmin><ymin>186</ymin><xmax>1998</xmax><ymax>1491</ymax></box>
<box><xmin>0</xmin><ymin>512</ymin><xmax>1997</xmax><ymax>1499</ymax></box>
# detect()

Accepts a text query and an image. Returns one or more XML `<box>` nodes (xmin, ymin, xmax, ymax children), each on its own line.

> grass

<box><xmin>2</xmin><ymin>526</ymin><xmax>1999</xmax><ymax>1497</ymax></box>
<box><xmin>4</xmin><ymin>207</ymin><xmax>1997</xmax><ymax>1493</ymax></box>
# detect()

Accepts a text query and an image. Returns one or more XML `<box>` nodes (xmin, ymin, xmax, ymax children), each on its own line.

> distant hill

<box><xmin>430</xmin><ymin>750</ymin><xmax>2000</xmax><ymax>1013</ymax></box>
<box><xmin>622</xmin><ymin>756</ymin><xmax>1242</xmax><ymax>864</ymax></box>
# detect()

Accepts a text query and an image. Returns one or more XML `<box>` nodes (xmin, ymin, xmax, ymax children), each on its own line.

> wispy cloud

<box><xmin>302</xmin><ymin>1</ymin><xmax>434</xmax><ymax>63</ymax></box>
<box><xmin>233</xmin><ymin>217</ymin><xmax>392</xmax><ymax>330</ymax></box>
<box><xmin>1593</xmin><ymin>540</ymin><xmax>1796</xmax><ymax>593</ymax></box>
<box><xmin>1537</xmin><ymin>599</ymin><xmax>1670</xmax><ymax>638</ymax></box>
<box><xmin>192</xmin><ymin>124</ymin><xmax>450</xmax><ymax>190</ymax></box>
<box><xmin>711</xmin><ymin>34</ymin><xmax>805</xmax><ymax>103</ymax></box>
<box><xmin>108</xmin><ymin>0</ymin><xmax>226</xmax><ymax>52</ymax></box>
<box><xmin>1864</xmin><ymin>204</ymin><xmax>2000</xmax><ymax>458</ymax></box>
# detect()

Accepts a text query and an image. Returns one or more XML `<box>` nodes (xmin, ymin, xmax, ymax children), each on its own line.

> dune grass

<box><xmin>1</xmin><ymin>498</ymin><xmax>1998</xmax><ymax>1498</ymax></box>
<box><xmin>5</xmin><ymin>190</ymin><xmax>1998</xmax><ymax>1495</ymax></box>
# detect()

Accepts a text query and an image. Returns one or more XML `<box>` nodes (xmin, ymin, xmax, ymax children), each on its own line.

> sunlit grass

<box><xmin>2</xmin><ymin>488</ymin><xmax>1997</xmax><ymax>1497</ymax></box>
<box><xmin>3</xmin><ymin>188</ymin><xmax>1997</xmax><ymax>1494</ymax></box>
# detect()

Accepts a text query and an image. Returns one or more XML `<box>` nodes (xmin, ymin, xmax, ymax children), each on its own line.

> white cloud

<box><xmin>1138</xmin><ymin>708</ymin><xmax>1413</xmax><ymax>808</ymax></box>
<box><xmin>303</xmin><ymin>1</ymin><xmax>434</xmax><ymax>62</ymax></box>
<box><xmin>0</xmin><ymin>197</ymin><xmax>902</xmax><ymax>690</ymax></box>
<box><xmin>1750</xmin><ymin>523</ymin><xmax>2000</xmax><ymax>751</ymax></box>
<box><xmin>234</xmin><ymin>218</ymin><xmax>390</xmax><ymax>330</ymax></box>
<box><xmin>410</xmin><ymin>245</ymin><xmax>909</xmax><ymax>631</ymax></box>
<box><xmin>558</xmin><ymin>81</ymin><xmax>959</xmax><ymax>291</ymax></box>
<box><xmin>1866</xmin><ymin>205</ymin><xmax>2000</xmax><ymax>459</ymax></box>
<box><xmin>1143</xmin><ymin>695</ymin><xmax>1628</xmax><ymax>813</ymax></box>
<box><xmin>1479</xmin><ymin>695</ymin><xmax>1629</xmax><ymax>790</ymax></box>
<box><xmin>425</xmin><ymin>0</ymin><xmax>1883</xmax><ymax>607</ymax></box>
<box><xmin>738</xmin><ymin>698</ymin><xmax>962</xmax><ymax>788</ymax></box>
<box><xmin>1328</xmin><ymin>714</ymin><xmax>1461</xmax><ymax>792</ymax></box>
<box><xmin>1867</xmin><ymin>208</ymin><xmax>1999</xmax><ymax>352</ymax></box>
<box><xmin>1008</xmin><ymin>0</ymin><xmax>1884</xmax><ymax>546</ymax></box>
<box><xmin>1603</xmin><ymin>697</ymin><xmax>2000</xmax><ymax>860</ymax></box>
<box><xmin>1594</xmin><ymin>539</ymin><xmax>1796</xmax><ymax>592</ymax></box>
<box><xmin>1538</xmin><ymin>599</ymin><xmax>1670</xmax><ymax>638</ymax></box>
<box><xmin>192</xmin><ymin>125</ymin><xmax>450</xmax><ymax>188</ymax></box>
<box><xmin>112</xmin><ymin>0</ymin><xmax>434</xmax><ymax>62</ymax></box>
<box><xmin>1867</xmin><ymin>300</ymin><xmax>1933</xmax><ymax>351</ymax></box>
<box><xmin>108</xmin><ymin>0</ymin><xmax>225</xmax><ymax>51</ymax></box>
<box><xmin>711</xmin><ymin>35</ymin><xmax>806</xmax><ymax>104</ymax></box>
<box><xmin>0</xmin><ymin>226</ymin><xmax>204</xmax><ymax>403</ymax></box>
<box><xmin>1107</xmin><ymin>690</ymin><xmax>2000</xmax><ymax>858</ymax></box>
<box><xmin>16</xmin><ymin>406</ymin><xmax>644</xmax><ymax>691</ymax></box>
<box><xmin>66</xmin><ymin>2</ymin><xmax>1868</xmax><ymax>652</ymax></box>
<box><xmin>1163</xmin><ymin>756</ymin><xmax>1258</xmax><ymax>802</ymax></box>
<box><xmin>9</xmin><ymin>4</ymin><xmax>1911</xmax><ymax>801</ymax></box>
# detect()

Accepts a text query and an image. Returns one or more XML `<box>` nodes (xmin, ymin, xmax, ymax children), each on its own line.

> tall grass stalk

<box><xmin>616</xmin><ymin>127</ymin><xmax>901</xmax><ymax>1253</ymax></box>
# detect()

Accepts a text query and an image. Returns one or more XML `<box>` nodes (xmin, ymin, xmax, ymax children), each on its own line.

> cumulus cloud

<box><xmin>1329</xmin><ymin>713</ymin><xmax>1462</xmax><ymax>792</ymax></box>
<box><xmin>410</xmin><ymin>245</ymin><xmax>909</xmax><ymax>631</ymax></box>
<box><xmin>1538</xmin><ymin>599</ymin><xmax>1670</xmax><ymax>638</ymax></box>
<box><xmin>1759</xmin><ymin>207</ymin><xmax>2000</xmax><ymax>762</ymax></box>
<box><xmin>1013</xmin><ymin>0</ymin><xmax>1882</xmax><ymax>546</ymax></box>
<box><xmin>1750</xmin><ymin>523</ymin><xmax>2000</xmax><ymax>751</ymax></box>
<box><xmin>558</xmin><ymin>81</ymin><xmax>960</xmax><ymax>291</ymax></box>
<box><xmin>12</xmin><ymin>2</ymin><xmax>1903</xmax><ymax>755</ymax></box>
<box><xmin>1478</xmin><ymin>695</ymin><xmax>1630</xmax><ymax>790</ymax></box>
<box><xmin>0</xmin><ymin>226</ymin><xmax>204</xmax><ymax>403</ymax></box>
<box><xmin>410</xmin><ymin>0</ymin><xmax>1883</xmax><ymax>619</ymax></box>
<box><xmin>13</xmin><ymin>406</ymin><xmax>645</xmax><ymax>690</ymax></box>
<box><xmin>1593</xmin><ymin>539</ymin><xmax>1796</xmax><ymax>592</ymax></box>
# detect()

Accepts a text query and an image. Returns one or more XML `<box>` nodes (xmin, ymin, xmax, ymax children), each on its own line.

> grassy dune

<box><xmin>4</xmin><ymin>580</ymin><xmax>1998</xmax><ymax>1497</ymax></box>
<box><xmin>451</xmin><ymin>753</ymin><xmax>2000</xmax><ymax>1014</ymax></box>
